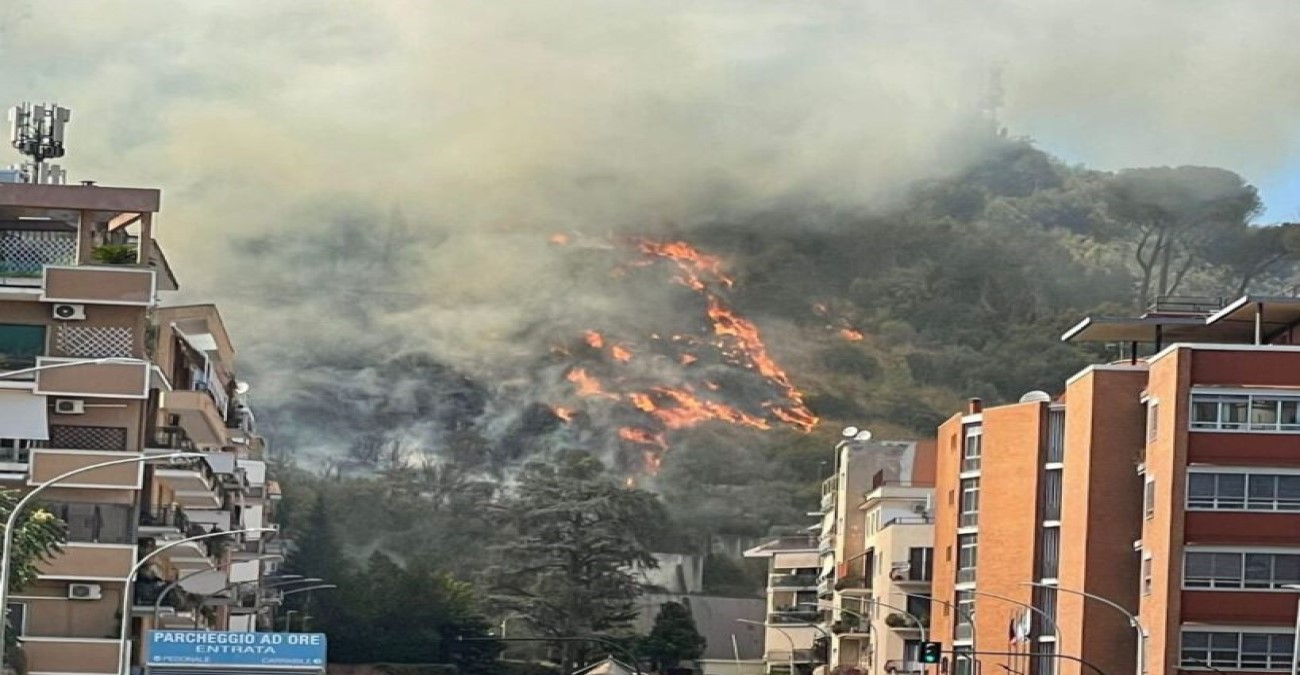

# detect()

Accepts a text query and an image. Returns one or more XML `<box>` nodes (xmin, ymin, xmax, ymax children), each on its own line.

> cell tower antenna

<box><xmin>7</xmin><ymin>102</ymin><xmax>71</xmax><ymax>184</ymax></box>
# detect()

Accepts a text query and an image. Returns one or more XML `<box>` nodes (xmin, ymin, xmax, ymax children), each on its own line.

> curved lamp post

<box><xmin>151</xmin><ymin>554</ymin><xmax>282</xmax><ymax>625</ymax></box>
<box><xmin>898</xmin><ymin>591</ymin><xmax>979</xmax><ymax>671</ymax></box>
<box><xmin>0</xmin><ymin>450</ymin><xmax>202</xmax><ymax>671</ymax></box>
<box><xmin>277</xmin><ymin>584</ymin><xmax>337</xmax><ymax>632</ymax></box>
<box><xmin>195</xmin><ymin>576</ymin><xmax>322</xmax><ymax>629</ymax></box>
<box><xmin>1023</xmin><ymin>582</ymin><xmax>1146</xmax><ymax>675</ymax></box>
<box><xmin>118</xmin><ymin>527</ymin><xmax>273</xmax><ymax>674</ymax></box>
<box><xmin>740</xmin><ymin>618</ymin><xmax>796</xmax><ymax>675</ymax></box>
<box><xmin>970</xmin><ymin>589</ymin><xmax>1059</xmax><ymax>642</ymax></box>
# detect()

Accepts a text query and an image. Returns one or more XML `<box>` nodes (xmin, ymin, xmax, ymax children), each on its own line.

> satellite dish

<box><xmin>854</xmin><ymin>430</ymin><xmax>873</xmax><ymax>442</ymax></box>
<box><xmin>1019</xmin><ymin>390</ymin><xmax>1052</xmax><ymax>404</ymax></box>
<box><xmin>841</xmin><ymin>426</ymin><xmax>859</xmax><ymax>438</ymax></box>
<box><xmin>234</xmin><ymin>381</ymin><xmax>251</xmax><ymax>395</ymax></box>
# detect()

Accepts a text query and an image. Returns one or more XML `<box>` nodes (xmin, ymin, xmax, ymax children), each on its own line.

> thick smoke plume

<box><xmin>3</xmin><ymin>1</ymin><xmax>1300</xmax><ymax>466</ymax></box>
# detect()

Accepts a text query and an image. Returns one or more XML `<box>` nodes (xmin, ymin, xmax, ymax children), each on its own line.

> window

<box><xmin>954</xmin><ymin>590</ymin><xmax>975</xmax><ymax>641</ymax></box>
<box><xmin>1188</xmin><ymin>472</ymin><xmax>1300</xmax><ymax>511</ymax></box>
<box><xmin>1042</xmin><ymin>469</ymin><xmax>1063</xmax><ymax>521</ymax></box>
<box><xmin>1046</xmin><ymin>409</ymin><xmax>1065</xmax><ymax>464</ymax></box>
<box><xmin>1141</xmin><ymin>552</ymin><xmax>1153</xmax><ymax>595</ymax></box>
<box><xmin>908</xmin><ymin>547</ymin><xmax>933</xmax><ymax>582</ymax></box>
<box><xmin>0</xmin><ymin>324</ymin><xmax>45</xmax><ymax>372</ymax></box>
<box><xmin>0</xmin><ymin>438</ymin><xmax>40</xmax><ymax>464</ymax></box>
<box><xmin>1184</xmin><ymin>551</ymin><xmax>1300</xmax><ymax>590</ymax></box>
<box><xmin>1035</xmin><ymin>639</ymin><xmax>1058</xmax><ymax>675</ymax></box>
<box><xmin>1144</xmin><ymin>478</ymin><xmax>1156</xmax><ymax>519</ymax></box>
<box><xmin>1038</xmin><ymin>526</ymin><xmax>1060</xmax><ymax>580</ymax></box>
<box><xmin>5</xmin><ymin>603</ymin><xmax>24</xmax><ymax>636</ymax></box>
<box><xmin>1191</xmin><ymin>392</ymin><xmax>1300</xmax><ymax>432</ymax></box>
<box><xmin>48</xmin><ymin>502</ymin><xmax>134</xmax><ymax>544</ymax></box>
<box><xmin>1181</xmin><ymin>630</ymin><xmax>1294</xmax><ymax>670</ymax></box>
<box><xmin>1033</xmin><ymin>584</ymin><xmax>1058</xmax><ymax>638</ymax></box>
<box><xmin>962</xmin><ymin>427</ymin><xmax>982</xmax><ymax>473</ymax></box>
<box><xmin>959</xmin><ymin>478</ymin><xmax>980</xmax><ymax>528</ymax></box>
<box><xmin>1147</xmin><ymin>401</ymin><xmax>1159</xmax><ymax>441</ymax></box>
<box><xmin>957</xmin><ymin>534</ymin><xmax>978</xmax><ymax>583</ymax></box>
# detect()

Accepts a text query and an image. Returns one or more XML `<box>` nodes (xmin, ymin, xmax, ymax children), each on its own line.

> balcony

<box><xmin>767</xmin><ymin>650</ymin><xmax>816</xmax><ymax>664</ymax></box>
<box><xmin>33</xmin><ymin>356</ymin><xmax>150</xmax><ymax>399</ymax></box>
<box><xmin>771</xmin><ymin>573</ymin><xmax>819</xmax><ymax>589</ymax></box>
<box><xmin>0</xmin><ymin>224</ymin><xmax>76</xmax><ymax>280</ymax></box>
<box><xmin>885</xmin><ymin>661</ymin><xmax>926</xmax><ymax>674</ymax></box>
<box><xmin>889</xmin><ymin>564</ymin><xmax>933</xmax><ymax>585</ymax></box>
<box><xmin>38</xmin><ymin>542</ymin><xmax>134</xmax><ymax>578</ymax></box>
<box><xmin>831</xmin><ymin>615</ymin><xmax>868</xmax><ymax>636</ymax></box>
<box><xmin>21</xmin><ymin>638</ymin><xmax>121</xmax><ymax>674</ymax></box>
<box><xmin>884</xmin><ymin>612</ymin><xmax>928</xmax><ymax>633</ymax></box>
<box><xmin>139</xmin><ymin>504</ymin><xmax>190</xmax><ymax>536</ymax></box>
<box><xmin>29</xmin><ymin>449</ymin><xmax>141</xmax><ymax>489</ymax></box>
<box><xmin>42</xmin><ymin>264</ymin><xmax>155</xmax><ymax>305</ymax></box>
<box><xmin>770</xmin><ymin>610</ymin><xmax>821</xmax><ymax>624</ymax></box>
<box><xmin>818</xmin><ymin>533</ymin><xmax>836</xmax><ymax>555</ymax></box>
<box><xmin>834</xmin><ymin>576</ymin><xmax>873</xmax><ymax>594</ymax></box>
<box><xmin>162</xmin><ymin>388</ymin><xmax>229</xmax><ymax>448</ymax></box>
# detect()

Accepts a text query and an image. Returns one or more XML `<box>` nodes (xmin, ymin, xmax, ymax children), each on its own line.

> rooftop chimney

<box><xmin>968</xmin><ymin>398</ymin><xmax>983</xmax><ymax>414</ymax></box>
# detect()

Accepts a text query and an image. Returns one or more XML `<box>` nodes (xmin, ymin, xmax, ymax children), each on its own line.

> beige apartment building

<box><xmin>746</xmin><ymin>536</ymin><xmax>823</xmax><ymax>675</ymax></box>
<box><xmin>0</xmin><ymin>177</ymin><xmax>277</xmax><ymax>675</ymax></box>
<box><xmin>820</xmin><ymin>437</ymin><xmax>935</xmax><ymax>675</ymax></box>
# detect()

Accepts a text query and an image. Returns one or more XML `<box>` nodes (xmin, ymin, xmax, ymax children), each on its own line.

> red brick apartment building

<box><xmin>931</xmin><ymin>296</ymin><xmax>1300</xmax><ymax>675</ymax></box>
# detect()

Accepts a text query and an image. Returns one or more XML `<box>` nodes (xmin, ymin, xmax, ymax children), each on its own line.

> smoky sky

<box><xmin>4</xmin><ymin>1</ymin><xmax>1300</xmax><ymax>459</ymax></box>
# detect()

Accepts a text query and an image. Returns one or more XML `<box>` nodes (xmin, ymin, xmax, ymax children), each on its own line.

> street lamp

<box><xmin>118</xmin><ymin>527</ymin><xmax>274</xmax><ymax>674</ymax></box>
<box><xmin>0</xmin><ymin>450</ymin><xmax>203</xmax><ymax>672</ymax></box>
<box><xmin>739</xmin><ymin>618</ymin><xmax>796</xmax><ymax>675</ymax></box>
<box><xmin>1023</xmin><ymin>582</ymin><xmax>1146</xmax><ymax>675</ymax></box>
<box><xmin>277</xmin><ymin>585</ymin><xmax>337</xmax><ymax>632</ymax></box>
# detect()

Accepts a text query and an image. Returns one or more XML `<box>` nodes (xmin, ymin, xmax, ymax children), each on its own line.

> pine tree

<box><xmin>641</xmin><ymin>602</ymin><xmax>706</xmax><ymax>673</ymax></box>
<box><xmin>490</xmin><ymin>450</ymin><xmax>667</xmax><ymax>673</ymax></box>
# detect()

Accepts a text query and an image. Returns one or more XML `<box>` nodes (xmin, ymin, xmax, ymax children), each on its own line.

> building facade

<box><xmin>931</xmin><ymin>295</ymin><xmax>1300</xmax><ymax>675</ymax></box>
<box><xmin>745</xmin><ymin>536</ymin><xmax>823</xmax><ymax>675</ymax></box>
<box><xmin>0</xmin><ymin>177</ymin><xmax>278</xmax><ymax>675</ymax></box>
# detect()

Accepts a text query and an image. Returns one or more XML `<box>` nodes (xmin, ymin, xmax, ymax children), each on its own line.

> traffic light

<box><xmin>921</xmin><ymin>641</ymin><xmax>943</xmax><ymax>664</ymax></box>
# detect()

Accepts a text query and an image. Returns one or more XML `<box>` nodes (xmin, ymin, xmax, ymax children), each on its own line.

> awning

<box><xmin>0</xmin><ymin>390</ymin><xmax>48</xmax><ymax>440</ymax></box>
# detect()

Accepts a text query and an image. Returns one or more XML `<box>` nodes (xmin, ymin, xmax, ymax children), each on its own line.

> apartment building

<box><xmin>931</xmin><ymin>295</ymin><xmax>1300</xmax><ymax>675</ymax></box>
<box><xmin>745</xmin><ymin>536</ymin><xmax>823</xmax><ymax>675</ymax></box>
<box><xmin>819</xmin><ymin>437</ymin><xmax>935</xmax><ymax>675</ymax></box>
<box><xmin>0</xmin><ymin>176</ymin><xmax>277</xmax><ymax>675</ymax></box>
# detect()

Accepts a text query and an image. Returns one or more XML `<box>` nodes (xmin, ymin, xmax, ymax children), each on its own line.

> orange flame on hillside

<box><xmin>553</xmin><ymin>406</ymin><xmax>574</xmax><ymax>422</ymax></box>
<box><xmin>566</xmin><ymin>368</ymin><xmax>616</xmax><ymax>399</ymax></box>
<box><xmin>839</xmin><ymin>328</ymin><xmax>865</xmax><ymax>342</ymax></box>
<box><xmin>549</xmin><ymin>233</ymin><xmax>570</xmax><ymax>245</ymax></box>
<box><xmin>610</xmin><ymin>344</ymin><xmax>631</xmax><ymax>362</ymax></box>
<box><xmin>584</xmin><ymin>330</ymin><xmax>604</xmax><ymax>349</ymax></box>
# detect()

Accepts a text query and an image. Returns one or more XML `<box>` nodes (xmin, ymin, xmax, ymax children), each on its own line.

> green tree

<box><xmin>640</xmin><ymin>602</ymin><xmax>706</xmax><ymax>673</ymax></box>
<box><xmin>2</xmin><ymin>493</ymin><xmax>66</xmax><ymax>668</ymax></box>
<box><xmin>490</xmin><ymin>450</ymin><xmax>667</xmax><ymax>673</ymax></box>
<box><xmin>1103</xmin><ymin>166</ymin><xmax>1262</xmax><ymax>305</ymax></box>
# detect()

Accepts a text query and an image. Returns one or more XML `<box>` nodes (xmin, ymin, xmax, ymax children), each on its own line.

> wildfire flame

<box><xmin>839</xmin><ymin>328</ymin><xmax>865</xmax><ymax>342</ymax></box>
<box><xmin>549</xmin><ymin>233</ymin><xmax>570</xmax><ymax>245</ymax></box>
<box><xmin>556</xmin><ymin>238</ymin><xmax>819</xmax><ymax>477</ymax></box>
<box><xmin>552</xmin><ymin>406</ymin><xmax>574</xmax><ymax>422</ymax></box>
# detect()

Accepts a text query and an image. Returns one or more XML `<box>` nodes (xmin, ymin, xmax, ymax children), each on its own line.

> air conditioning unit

<box><xmin>912</xmin><ymin>503</ymin><xmax>930</xmax><ymax>514</ymax></box>
<box><xmin>67</xmin><ymin>583</ymin><xmax>102</xmax><ymax>600</ymax></box>
<box><xmin>53</xmin><ymin>399</ymin><xmax>84</xmax><ymax>415</ymax></box>
<box><xmin>51</xmin><ymin>303</ymin><xmax>86</xmax><ymax>321</ymax></box>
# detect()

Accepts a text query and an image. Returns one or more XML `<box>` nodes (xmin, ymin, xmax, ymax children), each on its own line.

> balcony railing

<box><xmin>885</xmin><ymin>661</ymin><xmax>925</xmax><ymax>674</ymax></box>
<box><xmin>149</xmin><ymin>426</ymin><xmax>197</xmax><ymax>451</ymax></box>
<box><xmin>771</xmin><ymin>573</ymin><xmax>819</xmax><ymax>588</ymax></box>
<box><xmin>885</xmin><ymin>612</ymin><xmax>929</xmax><ymax>630</ymax></box>
<box><xmin>890</xmin><ymin>564</ymin><xmax>933</xmax><ymax>583</ymax></box>
<box><xmin>767</xmin><ymin>650</ymin><xmax>816</xmax><ymax>663</ymax></box>
<box><xmin>769</xmin><ymin>610</ymin><xmax>820</xmax><ymax>624</ymax></box>
<box><xmin>0</xmin><ymin>228</ymin><xmax>76</xmax><ymax>278</ymax></box>
<box><xmin>834</xmin><ymin>576</ymin><xmax>872</xmax><ymax>592</ymax></box>
<box><xmin>139</xmin><ymin>505</ymin><xmax>189</xmax><ymax>532</ymax></box>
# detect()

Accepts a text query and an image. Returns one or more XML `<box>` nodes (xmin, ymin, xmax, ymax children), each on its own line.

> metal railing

<box><xmin>769</xmin><ymin>610</ymin><xmax>820</xmax><ymax>624</ymax></box>
<box><xmin>890</xmin><ymin>563</ymin><xmax>933</xmax><ymax>582</ymax></box>
<box><xmin>885</xmin><ymin>660</ymin><xmax>925</xmax><ymax>674</ymax></box>
<box><xmin>139</xmin><ymin>505</ymin><xmax>189</xmax><ymax>532</ymax></box>
<box><xmin>770</xmin><ymin>573</ymin><xmax>819</xmax><ymax>588</ymax></box>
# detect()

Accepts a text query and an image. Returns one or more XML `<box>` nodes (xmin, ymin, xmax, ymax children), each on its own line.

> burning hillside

<box><xmin>547</xmin><ymin>236</ymin><xmax>818</xmax><ymax>473</ymax></box>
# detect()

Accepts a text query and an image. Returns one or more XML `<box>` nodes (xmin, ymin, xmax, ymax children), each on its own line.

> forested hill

<box><xmin>268</xmin><ymin>137</ymin><xmax>1300</xmax><ymax>575</ymax></box>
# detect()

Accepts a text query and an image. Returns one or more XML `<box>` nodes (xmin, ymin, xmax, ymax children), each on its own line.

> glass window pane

<box><xmin>0</xmin><ymin>324</ymin><xmax>45</xmax><ymax>371</ymax></box>
<box><xmin>1250</xmin><ymin>398</ymin><xmax>1280</xmax><ymax>428</ymax></box>
<box><xmin>1182</xmin><ymin>632</ymin><xmax>1209</xmax><ymax>649</ymax></box>
<box><xmin>1248</xmin><ymin>476</ymin><xmax>1277</xmax><ymax>498</ymax></box>
<box><xmin>1244</xmin><ymin>554</ymin><xmax>1272</xmax><ymax>587</ymax></box>
<box><xmin>1274</xmin><ymin>555</ymin><xmax>1300</xmax><ymax>586</ymax></box>
<box><xmin>1281</xmin><ymin>400</ymin><xmax>1300</xmax><ymax>427</ymax></box>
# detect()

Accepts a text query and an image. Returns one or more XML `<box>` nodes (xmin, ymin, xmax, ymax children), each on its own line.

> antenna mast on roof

<box><xmin>7</xmin><ymin>102</ymin><xmax>70</xmax><ymax>185</ymax></box>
